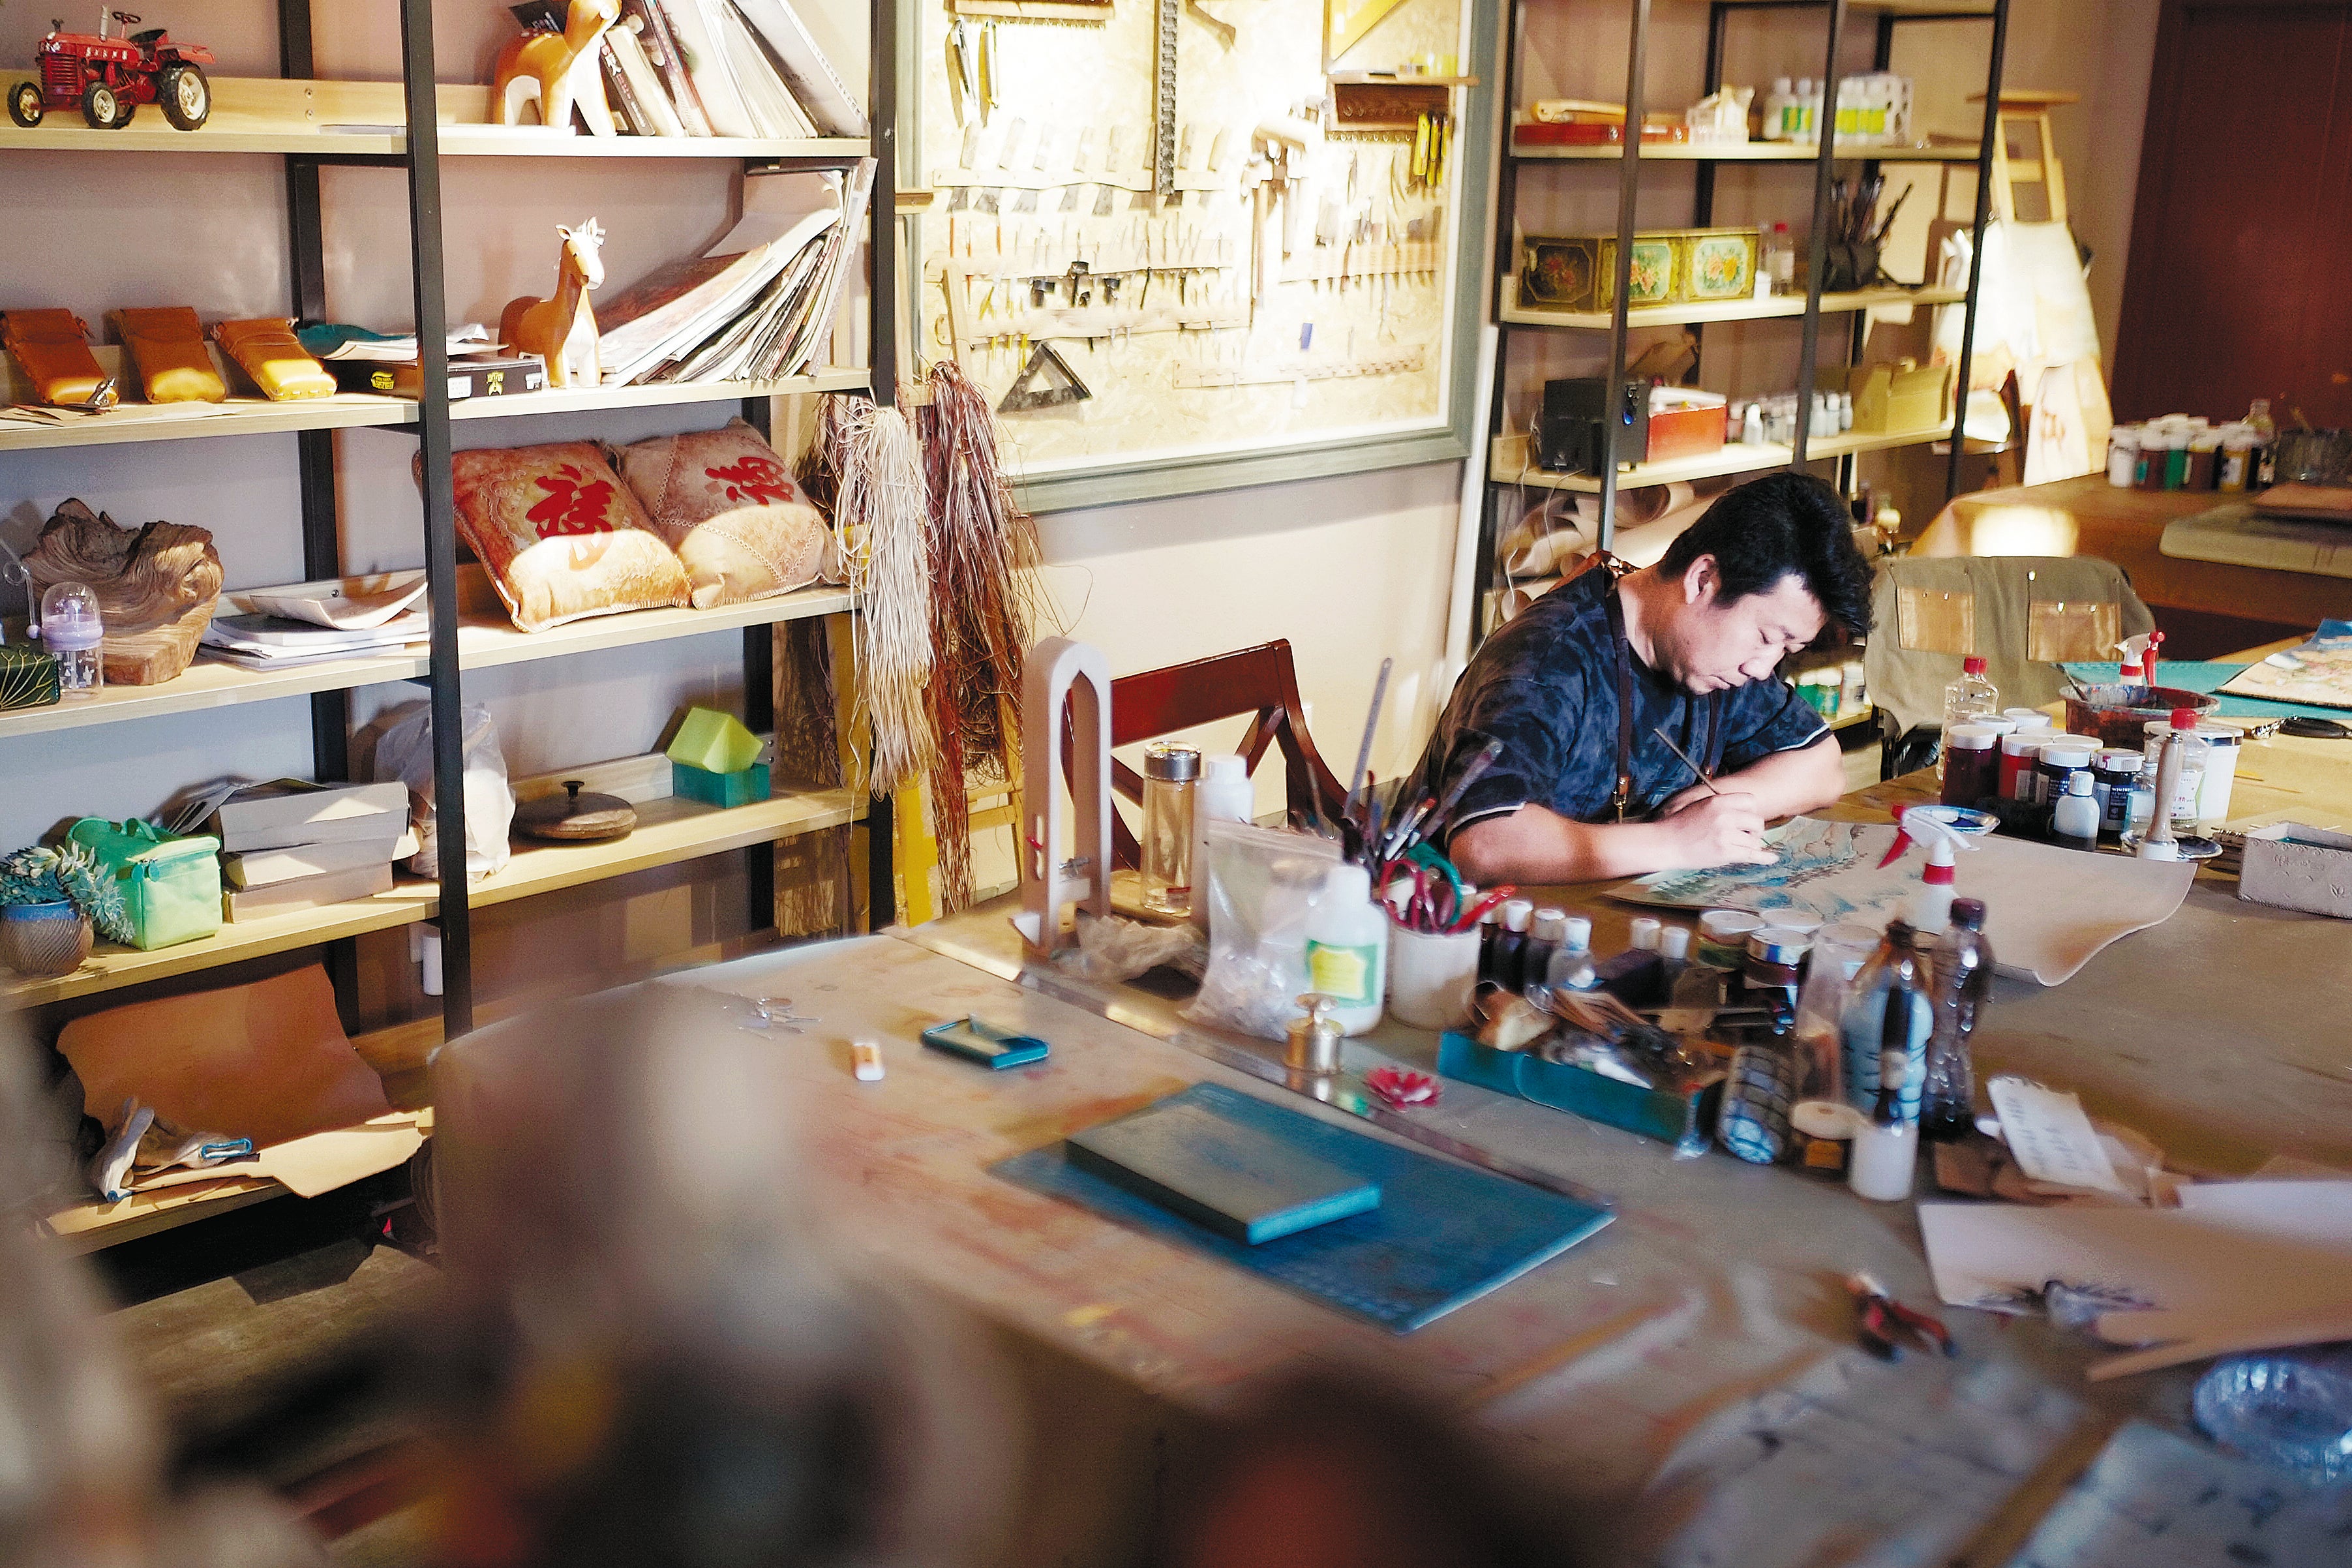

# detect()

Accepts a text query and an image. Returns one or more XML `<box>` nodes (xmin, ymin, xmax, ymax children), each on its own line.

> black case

<box><xmin>1537</xmin><ymin>377</ymin><xmax>1650</xmax><ymax>474</ymax></box>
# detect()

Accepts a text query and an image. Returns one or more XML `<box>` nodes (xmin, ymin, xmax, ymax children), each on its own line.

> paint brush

<box><xmin>1651</xmin><ymin>726</ymin><xmax>1723</xmax><ymax>797</ymax></box>
<box><xmin>1425</xmin><ymin>737</ymin><xmax>1505</xmax><ymax>839</ymax></box>
<box><xmin>1349</xmin><ymin>657</ymin><xmax>1394</xmax><ymax>819</ymax></box>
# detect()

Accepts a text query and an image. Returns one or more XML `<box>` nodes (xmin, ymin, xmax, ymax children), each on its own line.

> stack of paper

<box><xmin>592</xmin><ymin>1</ymin><xmax>868</xmax><ymax>143</ymax></box>
<box><xmin>200</xmin><ymin>611</ymin><xmax>428</xmax><ymax>671</ymax></box>
<box><xmin>199</xmin><ymin>780</ymin><xmax>417</xmax><ymax>920</ymax></box>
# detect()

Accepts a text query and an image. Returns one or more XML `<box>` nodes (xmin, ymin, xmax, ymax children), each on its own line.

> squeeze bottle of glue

<box><xmin>1190</xmin><ymin>755</ymin><xmax>1254</xmax><ymax>930</ymax></box>
<box><xmin>1877</xmin><ymin>808</ymin><xmax>1974</xmax><ymax>932</ymax></box>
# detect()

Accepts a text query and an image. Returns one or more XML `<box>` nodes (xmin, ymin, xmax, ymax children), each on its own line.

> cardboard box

<box><xmin>2238</xmin><ymin>823</ymin><xmax>2352</xmax><ymax>919</ymax></box>
<box><xmin>1819</xmin><ymin>357</ymin><xmax>1953</xmax><ymax>434</ymax></box>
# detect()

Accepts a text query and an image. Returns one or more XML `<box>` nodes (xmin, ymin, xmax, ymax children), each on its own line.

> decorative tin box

<box><xmin>0</xmin><ymin>644</ymin><xmax>61</xmax><ymax>711</ymax></box>
<box><xmin>1518</xmin><ymin>227</ymin><xmax>1760</xmax><ymax>314</ymax></box>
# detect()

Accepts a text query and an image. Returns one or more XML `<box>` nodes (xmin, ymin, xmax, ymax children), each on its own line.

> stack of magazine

<box><xmin>594</xmin><ymin>161</ymin><xmax>875</xmax><ymax>386</ymax></box>
<box><xmin>200</xmin><ymin>573</ymin><xmax>432</xmax><ymax>671</ymax></box>
<box><xmin>569</xmin><ymin>0</ymin><xmax>867</xmax><ymax>142</ymax></box>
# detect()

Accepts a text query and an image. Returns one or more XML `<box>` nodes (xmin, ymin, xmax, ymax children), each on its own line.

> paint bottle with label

<box><xmin>1305</xmin><ymin>862</ymin><xmax>1387</xmax><ymax>1036</ymax></box>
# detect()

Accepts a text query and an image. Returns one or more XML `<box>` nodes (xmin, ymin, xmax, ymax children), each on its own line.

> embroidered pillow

<box><xmin>612</xmin><ymin>419</ymin><xmax>842</xmax><ymax>609</ymax></box>
<box><xmin>447</xmin><ymin>442</ymin><xmax>690</xmax><ymax>632</ymax></box>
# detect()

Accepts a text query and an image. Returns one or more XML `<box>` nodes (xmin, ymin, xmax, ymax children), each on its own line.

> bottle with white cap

<box><xmin>1188</xmin><ymin>754</ymin><xmax>1254</xmax><ymax>929</ymax></box>
<box><xmin>1304</xmin><ymin>862</ymin><xmax>1387</xmax><ymax>1035</ymax></box>
<box><xmin>2051</xmin><ymin>770</ymin><xmax>2100</xmax><ymax>851</ymax></box>
<box><xmin>1628</xmin><ymin>916</ymin><xmax>1662</xmax><ymax>951</ymax></box>
<box><xmin>1544</xmin><ymin>914</ymin><xmax>1599</xmax><ymax>997</ymax></box>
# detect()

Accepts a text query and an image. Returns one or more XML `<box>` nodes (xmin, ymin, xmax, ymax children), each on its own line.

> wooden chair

<box><xmin>1065</xmin><ymin>639</ymin><xmax>1351</xmax><ymax>870</ymax></box>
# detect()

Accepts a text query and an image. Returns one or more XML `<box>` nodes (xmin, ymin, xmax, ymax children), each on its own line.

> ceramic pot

<box><xmin>0</xmin><ymin>901</ymin><xmax>94</xmax><ymax>977</ymax></box>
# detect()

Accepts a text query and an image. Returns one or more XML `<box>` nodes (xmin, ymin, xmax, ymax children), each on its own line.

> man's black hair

<box><xmin>1655</xmin><ymin>470</ymin><xmax>1874</xmax><ymax>644</ymax></box>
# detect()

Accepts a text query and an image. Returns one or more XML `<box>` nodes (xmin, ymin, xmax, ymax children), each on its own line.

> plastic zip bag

<box><xmin>374</xmin><ymin>702</ymin><xmax>515</xmax><ymax>882</ymax></box>
<box><xmin>1181</xmin><ymin>819</ymin><xmax>1341</xmax><ymax>1040</ymax></box>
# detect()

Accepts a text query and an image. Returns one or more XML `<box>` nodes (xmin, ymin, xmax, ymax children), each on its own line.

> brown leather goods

<box><xmin>112</xmin><ymin>306</ymin><xmax>226</xmax><ymax>403</ymax></box>
<box><xmin>213</xmin><ymin>316</ymin><xmax>337</xmax><ymax>400</ymax></box>
<box><xmin>2</xmin><ymin>308</ymin><xmax>115</xmax><ymax>408</ymax></box>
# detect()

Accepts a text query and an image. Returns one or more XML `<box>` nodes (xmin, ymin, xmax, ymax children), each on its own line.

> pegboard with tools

<box><xmin>917</xmin><ymin>0</ymin><xmax>1473</xmax><ymax>475</ymax></box>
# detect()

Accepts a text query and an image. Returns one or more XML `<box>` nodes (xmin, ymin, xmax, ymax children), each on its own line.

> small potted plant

<box><xmin>0</xmin><ymin>841</ymin><xmax>132</xmax><ymax>977</ymax></box>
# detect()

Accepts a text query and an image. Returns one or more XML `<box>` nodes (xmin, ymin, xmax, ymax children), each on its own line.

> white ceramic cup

<box><xmin>1387</xmin><ymin>922</ymin><xmax>1481</xmax><ymax>1031</ymax></box>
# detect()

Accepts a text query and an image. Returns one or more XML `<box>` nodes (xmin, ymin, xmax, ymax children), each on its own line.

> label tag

<box><xmin>1989</xmin><ymin>1076</ymin><xmax>2124</xmax><ymax>1194</ymax></box>
<box><xmin>1305</xmin><ymin>941</ymin><xmax>1374</xmax><ymax>1006</ymax></box>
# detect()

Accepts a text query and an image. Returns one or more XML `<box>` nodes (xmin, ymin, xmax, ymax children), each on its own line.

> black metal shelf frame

<box><xmin>1473</xmin><ymin>0</ymin><xmax>2010</xmax><ymax>642</ymax></box>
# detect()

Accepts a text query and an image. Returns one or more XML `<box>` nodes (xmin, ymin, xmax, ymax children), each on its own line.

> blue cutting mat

<box><xmin>2060</xmin><ymin>660</ymin><xmax>2352</xmax><ymax>721</ymax></box>
<box><xmin>995</xmin><ymin>1081</ymin><xmax>1612</xmax><ymax>1333</ymax></box>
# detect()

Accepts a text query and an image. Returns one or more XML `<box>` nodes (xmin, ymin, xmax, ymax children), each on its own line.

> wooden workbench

<box><xmin>597</xmin><ymin>733</ymin><xmax>2351</xmax><ymax>1567</ymax></box>
<box><xmin>1916</xmin><ymin>475</ymin><xmax>2352</xmax><ymax>655</ymax></box>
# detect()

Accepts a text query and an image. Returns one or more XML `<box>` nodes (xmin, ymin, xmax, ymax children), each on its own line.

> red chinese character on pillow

<box><xmin>525</xmin><ymin>463</ymin><xmax>618</xmax><ymax>537</ymax></box>
<box><xmin>704</xmin><ymin>453</ymin><xmax>796</xmax><ymax>506</ymax></box>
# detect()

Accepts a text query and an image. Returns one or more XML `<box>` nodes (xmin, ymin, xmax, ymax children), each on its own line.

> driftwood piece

<box><xmin>23</xmin><ymin>500</ymin><xmax>223</xmax><ymax>685</ymax></box>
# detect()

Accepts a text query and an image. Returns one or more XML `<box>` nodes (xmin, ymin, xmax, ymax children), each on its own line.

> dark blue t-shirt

<box><xmin>1413</xmin><ymin>567</ymin><xmax>1830</xmax><ymax>837</ymax></box>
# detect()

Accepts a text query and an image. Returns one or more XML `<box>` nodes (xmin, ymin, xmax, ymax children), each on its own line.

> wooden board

<box><xmin>1498</xmin><ymin>277</ymin><xmax>1966</xmax><ymax>331</ymax></box>
<box><xmin>1490</xmin><ymin>427</ymin><xmax>1954</xmax><ymax>493</ymax></box>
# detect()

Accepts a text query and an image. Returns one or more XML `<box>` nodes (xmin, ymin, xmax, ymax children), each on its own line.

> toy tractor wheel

<box><xmin>6</xmin><ymin>81</ymin><xmax>42</xmax><ymax>128</ymax></box>
<box><xmin>81</xmin><ymin>80</ymin><xmax>123</xmax><ymax>130</ymax></box>
<box><xmin>159</xmin><ymin>64</ymin><xmax>209</xmax><ymax>130</ymax></box>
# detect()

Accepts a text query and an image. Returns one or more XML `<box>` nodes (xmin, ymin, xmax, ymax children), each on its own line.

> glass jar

<box><xmin>1941</xmin><ymin>723</ymin><xmax>2000</xmax><ymax>806</ymax></box>
<box><xmin>40</xmin><ymin>580</ymin><xmax>104</xmax><ymax>699</ymax></box>
<box><xmin>1139</xmin><ymin>742</ymin><xmax>1199</xmax><ymax>914</ymax></box>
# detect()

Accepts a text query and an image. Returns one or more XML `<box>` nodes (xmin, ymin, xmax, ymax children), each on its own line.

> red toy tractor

<box><xmin>8</xmin><ymin>10</ymin><xmax>215</xmax><ymax>131</ymax></box>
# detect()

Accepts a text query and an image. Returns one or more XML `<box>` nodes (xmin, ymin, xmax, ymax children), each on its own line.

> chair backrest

<box><xmin>1865</xmin><ymin>554</ymin><xmax>2155</xmax><ymax>738</ymax></box>
<box><xmin>1064</xmin><ymin>640</ymin><xmax>1351</xmax><ymax>870</ymax></box>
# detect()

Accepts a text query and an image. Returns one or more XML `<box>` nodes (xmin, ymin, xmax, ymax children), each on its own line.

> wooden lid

<box><xmin>514</xmin><ymin>780</ymin><xmax>637</xmax><ymax>841</ymax></box>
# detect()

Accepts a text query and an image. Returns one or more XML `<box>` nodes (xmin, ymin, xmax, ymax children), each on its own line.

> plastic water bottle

<box><xmin>1938</xmin><ymin>656</ymin><xmax>1997</xmax><ymax>786</ymax></box>
<box><xmin>40</xmin><ymin>580</ymin><xmax>104</xmax><ymax>699</ymax></box>
<box><xmin>2194</xmin><ymin>1344</ymin><xmax>2352</xmax><ymax>1485</ymax></box>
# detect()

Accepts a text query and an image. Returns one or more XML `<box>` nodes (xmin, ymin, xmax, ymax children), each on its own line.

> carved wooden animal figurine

<box><xmin>490</xmin><ymin>0</ymin><xmax>620</xmax><ymax>136</ymax></box>
<box><xmin>502</xmin><ymin>219</ymin><xmax>606</xmax><ymax>389</ymax></box>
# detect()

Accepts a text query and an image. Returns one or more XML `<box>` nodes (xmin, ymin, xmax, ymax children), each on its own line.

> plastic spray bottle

<box><xmin>1875</xmin><ymin>807</ymin><xmax>1977</xmax><ymax>933</ymax></box>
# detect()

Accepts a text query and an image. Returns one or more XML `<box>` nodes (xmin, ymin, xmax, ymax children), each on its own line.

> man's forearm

<box><xmin>1452</xmin><ymin>812</ymin><xmax>1690</xmax><ymax>886</ymax></box>
<box><xmin>1716</xmin><ymin>735</ymin><xmax>1845</xmax><ymax>818</ymax></box>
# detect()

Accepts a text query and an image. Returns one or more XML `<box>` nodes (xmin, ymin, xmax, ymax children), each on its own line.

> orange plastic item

<box><xmin>113</xmin><ymin>306</ymin><xmax>226</xmax><ymax>403</ymax></box>
<box><xmin>2</xmin><ymin>308</ymin><xmax>115</xmax><ymax>407</ymax></box>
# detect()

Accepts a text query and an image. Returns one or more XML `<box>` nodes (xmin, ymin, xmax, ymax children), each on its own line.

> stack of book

<box><xmin>586</xmin><ymin>0</ymin><xmax>867</xmax><ymax>143</ymax></box>
<box><xmin>200</xmin><ymin>612</ymin><xmax>429</xmax><ymax>671</ymax></box>
<box><xmin>205</xmin><ymin>781</ymin><xmax>417</xmax><ymax>922</ymax></box>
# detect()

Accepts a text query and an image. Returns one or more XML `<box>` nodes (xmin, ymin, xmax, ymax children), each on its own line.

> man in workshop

<box><xmin>1423</xmin><ymin>470</ymin><xmax>1875</xmax><ymax>884</ymax></box>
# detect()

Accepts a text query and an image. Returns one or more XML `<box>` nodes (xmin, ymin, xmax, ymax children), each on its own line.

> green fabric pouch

<box><xmin>0</xmin><ymin>644</ymin><xmax>60</xmax><ymax>711</ymax></box>
<box><xmin>67</xmin><ymin>818</ymin><xmax>222</xmax><ymax>950</ymax></box>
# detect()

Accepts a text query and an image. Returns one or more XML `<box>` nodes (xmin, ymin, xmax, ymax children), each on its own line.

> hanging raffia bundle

<box><xmin>817</xmin><ymin>395</ymin><xmax>935</xmax><ymax>798</ymax></box>
<box><xmin>916</xmin><ymin>362</ymin><xmax>1042</xmax><ymax>911</ymax></box>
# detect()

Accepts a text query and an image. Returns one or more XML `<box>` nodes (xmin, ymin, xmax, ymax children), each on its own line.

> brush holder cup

<box><xmin>1388</xmin><ymin>922</ymin><xmax>1481</xmax><ymax>1031</ymax></box>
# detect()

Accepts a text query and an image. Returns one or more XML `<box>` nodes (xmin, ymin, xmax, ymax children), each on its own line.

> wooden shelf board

<box><xmin>0</xmin><ymin>788</ymin><xmax>859</xmax><ymax>1010</ymax></box>
<box><xmin>0</xmin><ymin>74</ymin><xmax>867</xmax><ymax>160</ymax></box>
<box><xmin>1829</xmin><ymin>706</ymin><xmax>1879</xmax><ymax>732</ymax></box>
<box><xmin>44</xmin><ymin>1177</ymin><xmax>286</xmax><ymax>1253</ymax></box>
<box><xmin>0</xmin><ymin>586</ymin><xmax>853</xmax><ymax>743</ymax></box>
<box><xmin>1500</xmin><ymin>279</ymin><xmax>1963</xmax><ymax>329</ymax></box>
<box><xmin>1328</xmin><ymin>72</ymin><xmax>1479</xmax><ymax>86</ymax></box>
<box><xmin>1489</xmin><ymin>425</ymin><xmax>1953</xmax><ymax>492</ymax></box>
<box><xmin>0</xmin><ymin>370</ymin><xmax>871</xmax><ymax>452</ymax></box>
<box><xmin>1511</xmin><ymin>140</ymin><xmax>1983</xmax><ymax>164</ymax></box>
<box><xmin>1672</xmin><ymin>0</ymin><xmax>1993</xmax><ymax>12</ymax></box>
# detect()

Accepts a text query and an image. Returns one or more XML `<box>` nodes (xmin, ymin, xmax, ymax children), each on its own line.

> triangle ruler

<box><xmin>998</xmin><ymin>341</ymin><xmax>1092</xmax><ymax>412</ymax></box>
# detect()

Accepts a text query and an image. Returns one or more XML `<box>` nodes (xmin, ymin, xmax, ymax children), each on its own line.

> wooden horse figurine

<box><xmin>490</xmin><ymin>0</ymin><xmax>620</xmax><ymax>137</ymax></box>
<box><xmin>502</xmin><ymin>219</ymin><xmax>606</xmax><ymax>389</ymax></box>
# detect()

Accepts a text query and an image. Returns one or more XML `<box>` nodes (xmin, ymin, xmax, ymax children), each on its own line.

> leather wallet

<box><xmin>213</xmin><ymin>318</ymin><xmax>337</xmax><ymax>400</ymax></box>
<box><xmin>2</xmin><ymin>309</ymin><xmax>117</xmax><ymax>408</ymax></box>
<box><xmin>112</xmin><ymin>307</ymin><xmax>226</xmax><ymax>403</ymax></box>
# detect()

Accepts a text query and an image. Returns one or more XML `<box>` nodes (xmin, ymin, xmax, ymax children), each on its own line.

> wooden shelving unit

<box><xmin>1490</xmin><ymin>426</ymin><xmax>1957</xmax><ymax>493</ymax></box>
<box><xmin>1</xmin><ymin>788</ymin><xmax>861</xmax><ymax>1011</ymax></box>
<box><xmin>1498</xmin><ymin>279</ymin><xmax>1965</xmax><ymax>330</ymax></box>
<box><xmin>2</xmin><ymin>1</ymin><xmax>898</xmax><ymax>1248</ymax></box>
<box><xmin>1473</xmin><ymin>0</ymin><xmax>2012</xmax><ymax>642</ymax></box>
<box><xmin>1509</xmin><ymin>137</ymin><xmax>1982</xmax><ymax>163</ymax></box>
<box><xmin>0</xmin><ymin>362</ymin><xmax>873</xmax><ymax>451</ymax></box>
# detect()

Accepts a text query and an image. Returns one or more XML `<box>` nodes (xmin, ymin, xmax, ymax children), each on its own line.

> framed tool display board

<box><xmin>913</xmin><ymin>0</ymin><xmax>1493</xmax><ymax>511</ymax></box>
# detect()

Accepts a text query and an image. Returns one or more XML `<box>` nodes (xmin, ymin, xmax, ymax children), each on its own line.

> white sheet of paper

<box><xmin>1917</xmin><ymin>1203</ymin><xmax>2352</xmax><ymax>1336</ymax></box>
<box><xmin>2175</xmin><ymin>1179</ymin><xmax>2352</xmax><ymax>1250</ymax></box>
<box><xmin>1990</xmin><ymin>1077</ymin><xmax>2123</xmax><ymax>1195</ymax></box>
<box><xmin>1625</xmin><ymin>819</ymin><xmax>2195</xmax><ymax>985</ymax></box>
